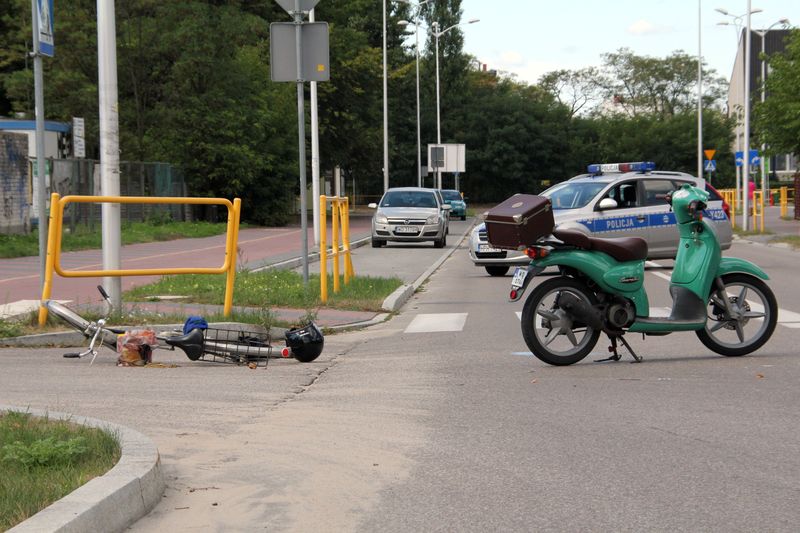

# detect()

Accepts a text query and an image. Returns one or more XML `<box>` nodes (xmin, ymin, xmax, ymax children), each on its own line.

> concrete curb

<box><xmin>2</xmin><ymin>405</ymin><xmax>165</xmax><ymax>533</ymax></box>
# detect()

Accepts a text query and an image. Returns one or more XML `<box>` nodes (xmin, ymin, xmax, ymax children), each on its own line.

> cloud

<box><xmin>479</xmin><ymin>51</ymin><xmax>566</xmax><ymax>84</ymax></box>
<box><xmin>500</xmin><ymin>50</ymin><xmax>524</xmax><ymax>66</ymax></box>
<box><xmin>627</xmin><ymin>19</ymin><xmax>673</xmax><ymax>35</ymax></box>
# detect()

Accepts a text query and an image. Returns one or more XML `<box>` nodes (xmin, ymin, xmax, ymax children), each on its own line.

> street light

<box><xmin>397</xmin><ymin>0</ymin><xmax>433</xmax><ymax>187</ymax></box>
<box><xmin>697</xmin><ymin>0</ymin><xmax>702</xmax><ymax>183</ymax></box>
<box><xmin>755</xmin><ymin>18</ymin><xmax>790</xmax><ymax>200</ymax></box>
<box><xmin>716</xmin><ymin>5</ymin><xmax>762</xmax><ymax>230</ymax></box>
<box><xmin>432</xmin><ymin>18</ymin><xmax>479</xmax><ymax>189</ymax></box>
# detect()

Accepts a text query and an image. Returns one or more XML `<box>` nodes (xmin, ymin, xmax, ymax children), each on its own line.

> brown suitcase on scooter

<box><xmin>485</xmin><ymin>194</ymin><xmax>554</xmax><ymax>250</ymax></box>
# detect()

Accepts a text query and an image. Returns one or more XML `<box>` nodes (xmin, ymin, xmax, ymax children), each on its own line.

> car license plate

<box><xmin>511</xmin><ymin>266</ymin><xmax>528</xmax><ymax>289</ymax></box>
<box><xmin>395</xmin><ymin>225</ymin><xmax>419</xmax><ymax>234</ymax></box>
<box><xmin>478</xmin><ymin>244</ymin><xmax>499</xmax><ymax>253</ymax></box>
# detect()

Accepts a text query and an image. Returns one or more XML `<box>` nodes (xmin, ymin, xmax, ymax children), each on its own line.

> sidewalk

<box><xmin>732</xmin><ymin>204</ymin><xmax>800</xmax><ymax>246</ymax></box>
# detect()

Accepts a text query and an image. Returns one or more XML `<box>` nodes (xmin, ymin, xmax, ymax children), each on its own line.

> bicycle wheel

<box><xmin>45</xmin><ymin>300</ymin><xmax>118</xmax><ymax>350</ymax></box>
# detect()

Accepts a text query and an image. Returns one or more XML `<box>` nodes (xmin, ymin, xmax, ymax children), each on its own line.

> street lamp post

<box><xmin>432</xmin><ymin>18</ymin><xmax>479</xmax><ymax>190</ymax></box>
<box><xmin>383</xmin><ymin>0</ymin><xmax>389</xmax><ymax>192</ymax></box>
<box><xmin>397</xmin><ymin>0</ymin><xmax>433</xmax><ymax>188</ymax></box>
<box><xmin>697</xmin><ymin>0</ymin><xmax>703</xmax><ymax>182</ymax></box>
<box><xmin>755</xmin><ymin>19</ymin><xmax>790</xmax><ymax>200</ymax></box>
<box><xmin>716</xmin><ymin>5</ymin><xmax>762</xmax><ymax>231</ymax></box>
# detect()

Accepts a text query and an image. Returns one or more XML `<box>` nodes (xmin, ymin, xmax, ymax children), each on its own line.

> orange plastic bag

<box><xmin>116</xmin><ymin>329</ymin><xmax>158</xmax><ymax>367</ymax></box>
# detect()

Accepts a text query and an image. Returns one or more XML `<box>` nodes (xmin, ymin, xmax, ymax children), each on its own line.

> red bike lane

<box><xmin>0</xmin><ymin>217</ymin><xmax>373</xmax><ymax>308</ymax></box>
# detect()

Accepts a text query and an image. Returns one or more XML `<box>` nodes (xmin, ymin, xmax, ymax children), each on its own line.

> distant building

<box><xmin>726</xmin><ymin>29</ymin><xmax>796</xmax><ymax>178</ymax></box>
<box><xmin>0</xmin><ymin>119</ymin><xmax>71</xmax><ymax>159</ymax></box>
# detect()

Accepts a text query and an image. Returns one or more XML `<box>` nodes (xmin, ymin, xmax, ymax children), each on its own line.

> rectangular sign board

<box><xmin>36</xmin><ymin>0</ymin><xmax>54</xmax><ymax>56</ymax></box>
<box><xmin>428</xmin><ymin>144</ymin><xmax>465</xmax><ymax>173</ymax></box>
<box><xmin>270</xmin><ymin>22</ymin><xmax>330</xmax><ymax>82</ymax></box>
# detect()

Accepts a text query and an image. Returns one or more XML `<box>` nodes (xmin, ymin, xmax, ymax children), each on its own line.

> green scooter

<box><xmin>509</xmin><ymin>183</ymin><xmax>778</xmax><ymax>365</ymax></box>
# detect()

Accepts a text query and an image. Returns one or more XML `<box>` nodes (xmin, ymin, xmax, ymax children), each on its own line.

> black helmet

<box><xmin>284</xmin><ymin>321</ymin><xmax>324</xmax><ymax>362</ymax></box>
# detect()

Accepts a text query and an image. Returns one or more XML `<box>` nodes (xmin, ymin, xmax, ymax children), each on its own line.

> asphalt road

<box><xmin>1</xmin><ymin>234</ymin><xmax>799</xmax><ymax>531</ymax></box>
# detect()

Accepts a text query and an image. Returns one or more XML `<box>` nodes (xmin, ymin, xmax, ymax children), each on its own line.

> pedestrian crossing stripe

<box><xmin>403</xmin><ymin>313</ymin><xmax>467</xmax><ymax>333</ymax></box>
<box><xmin>402</xmin><ymin>306</ymin><xmax>800</xmax><ymax>334</ymax></box>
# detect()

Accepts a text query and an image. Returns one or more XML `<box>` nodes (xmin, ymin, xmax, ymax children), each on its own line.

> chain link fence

<box><xmin>49</xmin><ymin>159</ymin><xmax>188</xmax><ymax>230</ymax></box>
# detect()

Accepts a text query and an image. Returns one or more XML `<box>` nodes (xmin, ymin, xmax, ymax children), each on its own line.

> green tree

<box><xmin>598</xmin><ymin>48</ymin><xmax>727</xmax><ymax>117</ymax></box>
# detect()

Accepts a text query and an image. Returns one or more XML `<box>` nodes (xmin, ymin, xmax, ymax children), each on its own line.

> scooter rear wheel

<box><xmin>521</xmin><ymin>277</ymin><xmax>601</xmax><ymax>366</ymax></box>
<box><xmin>696</xmin><ymin>273</ymin><xmax>777</xmax><ymax>357</ymax></box>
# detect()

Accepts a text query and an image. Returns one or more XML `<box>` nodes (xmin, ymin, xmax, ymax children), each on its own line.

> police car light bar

<box><xmin>587</xmin><ymin>161</ymin><xmax>656</xmax><ymax>174</ymax></box>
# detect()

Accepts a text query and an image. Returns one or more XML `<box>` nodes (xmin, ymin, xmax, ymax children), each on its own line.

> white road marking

<box><xmin>0</xmin><ymin>299</ymin><xmax>70</xmax><ymax>320</ymax></box>
<box><xmin>404</xmin><ymin>313</ymin><xmax>468</xmax><ymax>333</ymax></box>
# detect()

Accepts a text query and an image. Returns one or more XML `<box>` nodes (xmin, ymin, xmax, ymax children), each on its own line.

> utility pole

<box><xmin>97</xmin><ymin>0</ymin><xmax>122</xmax><ymax>306</ymax></box>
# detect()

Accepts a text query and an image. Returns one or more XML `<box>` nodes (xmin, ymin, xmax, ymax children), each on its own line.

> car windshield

<box><xmin>440</xmin><ymin>190</ymin><xmax>462</xmax><ymax>201</ymax></box>
<box><xmin>380</xmin><ymin>190</ymin><xmax>438</xmax><ymax>208</ymax></box>
<box><xmin>542</xmin><ymin>181</ymin><xmax>607</xmax><ymax>210</ymax></box>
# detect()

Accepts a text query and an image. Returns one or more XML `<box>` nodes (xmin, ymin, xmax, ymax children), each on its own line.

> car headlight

<box><xmin>426</xmin><ymin>214</ymin><xmax>439</xmax><ymax>224</ymax></box>
<box><xmin>375</xmin><ymin>214</ymin><xmax>388</xmax><ymax>224</ymax></box>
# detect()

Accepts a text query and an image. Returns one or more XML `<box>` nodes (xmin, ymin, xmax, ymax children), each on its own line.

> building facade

<box><xmin>726</xmin><ymin>29</ymin><xmax>796</xmax><ymax>178</ymax></box>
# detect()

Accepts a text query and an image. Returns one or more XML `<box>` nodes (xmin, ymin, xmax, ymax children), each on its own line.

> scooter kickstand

<box><xmin>617</xmin><ymin>335</ymin><xmax>642</xmax><ymax>363</ymax></box>
<box><xmin>595</xmin><ymin>336</ymin><xmax>622</xmax><ymax>363</ymax></box>
<box><xmin>595</xmin><ymin>335</ymin><xmax>642</xmax><ymax>363</ymax></box>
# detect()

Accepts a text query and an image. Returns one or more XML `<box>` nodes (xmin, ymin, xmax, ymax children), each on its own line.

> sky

<box><xmin>457</xmin><ymin>0</ymin><xmax>799</xmax><ymax>84</ymax></box>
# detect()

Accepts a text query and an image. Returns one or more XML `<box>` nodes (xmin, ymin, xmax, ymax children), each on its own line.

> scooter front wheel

<box><xmin>696</xmin><ymin>273</ymin><xmax>778</xmax><ymax>357</ymax></box>
<box><xmin>521</xmin><ymin>277</ymin><xmax>601</xmax><ymax>366</ymax></box>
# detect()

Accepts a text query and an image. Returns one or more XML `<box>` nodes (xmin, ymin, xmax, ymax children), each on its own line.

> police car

<box><xmin>468</xmin><ymin>162</ymin><xmax>733</xmax><ymax>276</ymax></box>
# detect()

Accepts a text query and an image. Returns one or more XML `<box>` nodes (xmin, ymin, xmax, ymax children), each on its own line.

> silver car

<box><xmin>469</xmin><ymin>163</ymin><xmax>733</xmax><ymax>276</ymax></box>
<box><xmin>370</xmin><ymin>187</ymin><xmax>450</xmax><ymax>248</ymax></box>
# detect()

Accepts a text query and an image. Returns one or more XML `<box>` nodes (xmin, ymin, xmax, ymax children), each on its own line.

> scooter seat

<box><xmin>552</xmin><ymin>228</ymin><xmax>648</xmax><ymax>262</ymax></box>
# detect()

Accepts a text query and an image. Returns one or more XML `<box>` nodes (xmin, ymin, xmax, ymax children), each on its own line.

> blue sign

<box><xmin>36</xmin><ymin>0</ymin><xmax>54</xmax><ymax>57</ymax></box>
<box><xmin>735</xmin><ymin>150</ymin><xmax>760</xmax><ymax>168</ymax></box>
<box><xmin>704</xmin><ymin>160</ymin><xmax>716</xmax><ymax>172</ymax></box>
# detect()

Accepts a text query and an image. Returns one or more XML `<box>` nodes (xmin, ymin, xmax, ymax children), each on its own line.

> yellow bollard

<box><xmin>780</xmin><ymin>186</ymin><xmax>788</xmax><ymax>218</ymax></box>
<box><xmin>332</xmin><ymin>199</ymin><xmax>340</xmax><ymax>294</ymax></box>
<box><xmin>320</xmin><ymin>195</ymin><xmax>328</xmax><ymax>303</ymax></box>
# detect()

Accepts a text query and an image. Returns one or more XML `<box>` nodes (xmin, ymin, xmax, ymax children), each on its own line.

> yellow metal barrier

<box><xmin>39</xmin><ymin>194</ymin><xmax>242</xmax><ymax>325</ymax></box>
<box><xmin>751</xmin><ymin>190</ymin><xmax>765</xmax><ymax>233</ymax></box>
<box><xmin>319</xmin><ymin>195</ymin><xmax>355</xmax><ymax>303</ymax></box>
<box><xmin>719</xmin><ymin>188</ymin><xmax>737</xmax><ymax>228</ymax></box>
<box><xmin>780</xmin><ymin>186</ymin><xmax>788</xmax><ymax>218</ymax></box>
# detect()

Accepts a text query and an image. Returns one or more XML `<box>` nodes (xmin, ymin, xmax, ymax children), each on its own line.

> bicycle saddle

<box><xmin>163</xmin><ymin>328</ymin><xmax>204</xmax><ymax>361</ymax></box>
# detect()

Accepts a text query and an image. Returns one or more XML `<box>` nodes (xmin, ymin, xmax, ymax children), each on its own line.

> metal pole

<box><xmin>30</xmin><ymin>0</ymin><xmax>48</xmax><ymax>289</ymax></box>
<box><xmin>382</xmin><ymin>0</ymin><xmax>389</xmax><ymax>192</ymax></box>
<box><xmin>310</xmin><ymin>8</ymin><xmax>320</xmax><ymax>247</ymax></box>
<box><xmin>743</xmin><ymin>2</ymin><xmax>752</xmax><ymax>231</ymax></box>
<box><xmin>760</xmin><ymin>30</ymin><xmax>767</xmax><ymax>201</ymax></box>
<box><xmin>414</xmin><ymin>16</ymin><xmax>422</xmax><ymax>187</ymax></box>
<box><xmin>97</xmin><ymin>0</ymin><xmax>122</xmax><ymax>306</ymax></box>
<box><xmin>434</xmin><ymin>24</ymin><xmax>441</xmax><ymax>190</ymax></box>
<box><xmin>697</xmin><ymin>0</ymin><xmax>704</xmax><ymax>180</ymax></box>
<box><xmin>294</xmin><ymin>1</ymin><xmax>308</xmax><ymax>283</ymax></box>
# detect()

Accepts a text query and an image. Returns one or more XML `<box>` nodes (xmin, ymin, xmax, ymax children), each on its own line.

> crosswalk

<box><xmin>0</xmin><ymin>300</ymin><xmax>70</xmax><ymax>320</ymax></box>
<box><xmin>403</xmin><ymin>309</ymin><xmax>800</xmax><ymax>333</ymax></box>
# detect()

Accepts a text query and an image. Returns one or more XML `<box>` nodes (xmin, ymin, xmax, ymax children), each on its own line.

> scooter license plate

<box><xmin>511</xmin><ymin>266</ymin><xmax>528</xmax><ymax>289</ymax></box>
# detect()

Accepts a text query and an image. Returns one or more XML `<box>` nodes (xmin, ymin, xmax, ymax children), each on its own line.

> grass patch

<box><xmin>0</xmin><ymin>318</ymin><xmax>25</xmax><ymax>338</ymax></box>
<box><xmin>124</xmin><ymin>269</ymin><xmax>403</xmax><ymax>313</ymax></box>
<box><xmin>0</xmin><ymin>220</ymin><xmax>234</xmax><ymax>259</ymax></box>
<box><xmin>733</xmin><ymin>228</ymin><xmax>773</xmax><ymax>237</ymax></box>
<box><xmin>0</xmin><ymin>410</ymin><xmax>120</xmax><ymax>530</ymax></box>
<box><xmin>770</xmin><ymin>235</ymin><xmax>800</xmax><ymax>248</ymax></box>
